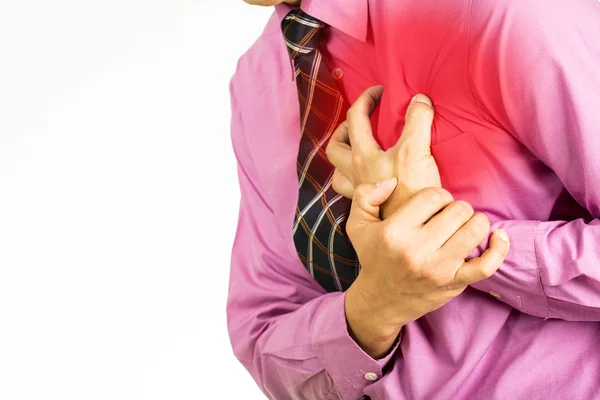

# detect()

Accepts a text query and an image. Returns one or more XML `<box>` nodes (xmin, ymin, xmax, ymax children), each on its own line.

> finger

<box><xmin>453</xmin><ymin>229</ymin><xmax>510</xmax><ymax>286</ymax></box>
<box><xmin>332</xmin><ymin>168</ymin><xmax>355</xmax><ymax>199</ymax></box>
<box><xmin>326</xmin><ymin>121</ymin><xmax>352</xmax><ymax>179</ymax></box>
<box><xmin>438</xmin><ymin>212</ymin><xmax>490</xmax><ymax>261</ymax></box>
<box><xmin>419</xmin><ymin>201</ymin><xmax>475</xmax><ymax>252</ymax></box>
<box><xmin>346</xmin><ymin>86</ymin><xmax>384</xmax><ymax>155</ymax></box>
<box><xmin>332</xmin><ymin>120</ymin><xmax>350</xmax><ymax>145</ymax></box>
<box><xmin>386</xmin><ymin>187</ymin><xmax>454</xmax><ymax>229</ymax></box>
<box><xmin>393</xmin><ymin>94</ymin><xmax>434</xmax><ymax>153</ymax></box>
<box><xmin>349</xmin><ymin>178</ymin><xmax>398</xmax><ymax>225</ymax></box>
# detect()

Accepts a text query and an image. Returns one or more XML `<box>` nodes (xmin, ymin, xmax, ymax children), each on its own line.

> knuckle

<box><xmin>421</xmin><ymin>263</ymin><xmax>444</xmax><ymax>285</ymax></box>
<box><xmin>381</xmin><ymin>224</ymin><xmax>410</xmax><ymax>253</ymax></box>
<box><xmin>407</xmin><ymin>255</ymin><xmax>424</xmax><ymax>273</ymax></box>
<box><xmin>450</xmin><ymin>201</ymin><xmax>474</xmax><ymax>219</ymax></box>
<box><xmin>351</xmin><ymin>154</ymin><xmax>364</xmax><ymax>170</ymax></box>
<box><xmin>402</xmin><ymin>247</ymin><xmax>426</xmax><ymax>271</ymax></box>
<box><xmin>436</xmin><ymin>188</ymin><xmax>454</xmax><ymax>203</ymax></box>
<box><xmin>396</xmin><ymin>141</ymin><xmax>413</xmax><ymax>160</ymax></box>
<box><xmin>419</xmin><ymin>187</ymin><xmax>448</xmax><ymax>204</ymax></box>
<box><xmin>471</xmin><ymin>213</ymin><xmax>491</xmax><ymax>238</ymax></box>
<box><xmin>479</xmin><ymin>262</ymin><xmax>498</xmax><ymax>279</ymax></box>
<box><xmin>380</xmin><ymin>226</ymin><xmax>398</xmax><ymax>251</ymax></box>
<box><xmin>353</xmin><ymin>184</ymin><xmax>369</xmax><ymax>206</ymax></box>
<box><xmin>346</xmin><ymin>106</ymin><xmax>356</xmax><ymax>122</ymax></box>
<box><xmin>365</xmin><ymin>147</ymin><xmax>382</xmax><ymax>162</ymax></box>
<box><xmin>460</xmin><ymin>213</ymin><xmax>490</xmax><ymax>245</ymax></box>
<box><xmin>325</xmin><ymin>140</ymin><xmax>335</xmax><ymax>158</ymax></box>
<box><xmin>331</xmin><ymin>173</ymin><xmax>342</xmax><ymax>192</ymax></box>
<box><xmin>419</xmin><ymin>187</ymin><xmax>439</xmax><ymax>201</ymax></box>
<box><xmin>407</xmin><ymin>102</ymin><xmax>434</xmax><ymax>121</ymax></box>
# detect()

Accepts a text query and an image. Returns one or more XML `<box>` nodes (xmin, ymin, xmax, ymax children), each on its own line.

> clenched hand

<box><xmin>337</xmin><ymin>87</ymin><xmax>510</xmax><ymax>359</ymax></box>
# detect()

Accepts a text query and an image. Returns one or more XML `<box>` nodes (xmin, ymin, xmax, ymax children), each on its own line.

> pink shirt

<box><xmin>228</xmin><ymin>0</ymin><xmax>600</xmax><ymax>398</ymax></box>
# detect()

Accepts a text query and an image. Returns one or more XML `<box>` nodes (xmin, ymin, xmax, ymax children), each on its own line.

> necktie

<box><xmin>282</xmin><ymin>9</ymin><xmax>359</xmax><ymax>292</ymax></box>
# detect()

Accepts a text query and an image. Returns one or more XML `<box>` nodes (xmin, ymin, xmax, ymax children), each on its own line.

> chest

<box><xmin>241</xmin><ymin>30</ymin><xmax>567</xmax><ymax>238</ymax></box>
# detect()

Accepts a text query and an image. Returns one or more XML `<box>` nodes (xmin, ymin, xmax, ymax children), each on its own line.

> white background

<box><xmin>0</xmin><ymin>1</ymin><xmax>271</xmax><ymax>399</ymax></box>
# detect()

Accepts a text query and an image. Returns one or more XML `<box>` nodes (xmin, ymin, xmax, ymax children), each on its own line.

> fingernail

<box><xmin>376</xmin><ymin>177</ymin><xmax>397</xmax><ymax>188</ymax></box>
<box><xmin>410</xmin><ymin>94</ymin><xmax>433</xmax><ymax>108</ymax></box>
<box><xmin>496</xmin><ymin>229</ymin><xmax>509</xmax><ymax>242</ymax></box>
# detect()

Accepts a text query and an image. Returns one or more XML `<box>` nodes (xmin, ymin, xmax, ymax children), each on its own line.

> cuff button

<box><xmin>364</xmin><ymin>372</ymin><xmax>378</xmax><ymax>381</ymax></box>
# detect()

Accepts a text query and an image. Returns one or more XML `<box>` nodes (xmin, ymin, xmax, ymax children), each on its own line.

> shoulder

<box><xmin>467</xmin><ymin>0</ymin><xmax>600</xmax><ymax>92</ymax></box>
<box><xmin>466</xmin><ymin>0</ymin><xmax>600</xmax><ymax>143</ymax></box>
<box><xmin>469</xmin><ymin>0</ymin><xmax>600</xmax><ymax>57</ymax></box>
<box><xmin>229</xmin><ymin>10</ymin><xmax>290</xmax><ymax>147</ymax></box>
<box><xmin>230</xmin><ymin>10</ymin><xmax>294</xmax><ymax>169</ymax></box>
<box><xmin>230</xmin><ymin>11</ymin><xmax>291</xmax><ymax>105</ymax></box>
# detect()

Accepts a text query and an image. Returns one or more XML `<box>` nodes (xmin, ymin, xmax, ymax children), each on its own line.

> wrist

<box><xmin>345</xmin><ymin>281</ymin><xmax>403</xmax><ymax>359</ymax></box>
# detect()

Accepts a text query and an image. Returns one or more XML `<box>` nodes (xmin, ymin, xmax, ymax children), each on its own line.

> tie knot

<box><xmin>282</xmin><ymin>9</ymin><xmax>325</xmax><ymax>59</ymax></box>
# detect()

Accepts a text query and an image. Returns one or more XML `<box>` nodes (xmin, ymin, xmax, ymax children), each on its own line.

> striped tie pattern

<box><xmin>282</xmin><ymin>9</ymin><xmax>359</xmax><ymax>292</ymax></box>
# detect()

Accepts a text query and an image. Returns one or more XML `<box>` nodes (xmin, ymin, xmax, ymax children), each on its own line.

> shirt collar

<box><xmin>275</xmin><ymin>0</ymin><xmax>369</xmax><ymax>42</ymax></box>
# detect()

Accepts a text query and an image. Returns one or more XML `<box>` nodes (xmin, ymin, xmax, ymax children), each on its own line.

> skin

<box><xmin>239</xmin><ymin>0</ymin><xmax>510</xmax><ymax>359</ymax></box>
<box><xmin>327</xmin><ymin>88</ymin><xmax>442</xmax><ymax>219</ymax></box>
<box><xmin>330</xmin><ymin>88</ymin><xmax>510</xmax><ymax>358</ymax></box>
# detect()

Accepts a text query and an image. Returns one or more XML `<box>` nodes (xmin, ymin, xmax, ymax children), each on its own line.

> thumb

<box><xmin>394</xmin><ymin>94</ymin><xmax>434</xmax><ymax>152</ymax></box>
<box><xmin>348</xmin><ymin>178</ymin><xmax>398</xmax><ymax>225</ymax></box>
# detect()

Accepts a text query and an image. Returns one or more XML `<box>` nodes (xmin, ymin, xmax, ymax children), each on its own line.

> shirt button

<box><xmin>364</xmin><ymin>372</ymin><xmax>378</xmax><ymax>381</ymax></box>
<box><xmin>332</xmin><ymin>67</ymin><xmax>344</xmax><ymax>80</ymax></box>
<box><xmin>489</xmin><ymin>291</ymin><xmax>502</xmax><ymax>299</ymax></box>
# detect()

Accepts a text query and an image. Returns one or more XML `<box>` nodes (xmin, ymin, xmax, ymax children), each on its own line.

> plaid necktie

<box><xmin>282</xmin><ymin>9</ymin><xmax>359</xmax><ymax>293</ymax></box>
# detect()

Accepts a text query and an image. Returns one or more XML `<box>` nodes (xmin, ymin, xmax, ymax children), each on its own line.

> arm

<box><xmin>467</xmin><ymin>0</ymin><xmax>600</xmax><ymax>321</ymax></box>
<box><xmin>227</xmin><ymin>83</ymin><xmax>396</xmax><ymax>400</ymax></box>
<box><xmin>228</xmin><ymin>79</ymin><xmax>509</xmax><ymax>399</ymax></box>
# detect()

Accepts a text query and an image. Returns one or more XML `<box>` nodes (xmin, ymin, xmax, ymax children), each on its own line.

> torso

<box><xmin>232</xmin><ymin>2</ymin><xmax>600</xmax><ymax>398</ymax></box>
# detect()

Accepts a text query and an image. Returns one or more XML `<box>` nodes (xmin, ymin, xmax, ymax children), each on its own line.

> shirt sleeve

<box><xmin>227</xmin><ymin>79</ymin><xmax>399</xmax><ymax>400</ymax></box>
<box><xmin>466</xmin><ymin>0</ymin><xmax>600</xmax><ymax>321</ymax></box>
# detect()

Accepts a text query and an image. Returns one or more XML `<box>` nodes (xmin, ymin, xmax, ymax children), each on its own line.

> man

<box><xmin>229</xmin><ymin>0</ymin><xmax>600</xmax><ymax>398</ymax></box>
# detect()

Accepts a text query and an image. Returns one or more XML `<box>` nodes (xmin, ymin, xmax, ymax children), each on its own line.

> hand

<box><xmin>344</xmin><ymin>179</ymin><xmax>510</xmax><ymax>359</ymax></box>
<box><xmin>326</xmin><ymin>86</ymin><xmax>440</xmax><ymax>219</ymax></box>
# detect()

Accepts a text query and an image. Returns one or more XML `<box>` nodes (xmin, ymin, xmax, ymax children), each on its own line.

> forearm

<box><xmin>466</xmin><ymin>0</ymin><xmax>600</xmax><ymax>321</ymax></box>
<box><xmin>470</xmin><ymin>219</ymin><xmax>600</xmax><ymax>321</ymax></box>
<box><xmin>230</xmin><ymin>290</ymin><xmax>365</xmax><ymax>400</ymax></box>
<box><xmin>230</xmin><ymin>95</ymin><xmax>398</xmax><ymax>399</ymax></box>
<box><xmin>229</xmin><ymin>274</ymin><xmax>398</xmax><ymax>400</ymax></box>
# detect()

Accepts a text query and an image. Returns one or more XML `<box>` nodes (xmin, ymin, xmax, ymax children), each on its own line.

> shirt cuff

<box><xmin>470</xmin><ymin>220</ymin><xmax>549</xmax><ymax>318</ymax></box>
<box><xmin>312</xmin><ymin>291</ymin><xmax>400</xmax><ymax>400</ymax></box>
